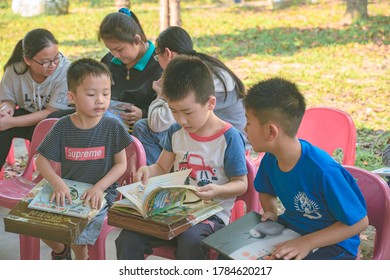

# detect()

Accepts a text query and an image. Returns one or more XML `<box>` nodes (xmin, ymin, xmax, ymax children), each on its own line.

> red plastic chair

<box><xmin>297</xmin><ymin>107</ymin><xmax>356</xmax><ymax>165</ymax></box>
<box><xmin>88</xmin><ymin>136</ymin><xmax>146</xmax><ymax>260</ymax></box>
<box><xmin>250</xmin><ymin>107</ymin><xmax>357</xmax><ymax>168</ymax></box>
<box><xmin>146</xmin><ymin>156</ymin><xmax>261</xmax><ymax>260</ymax></box>
<box><xmin>343</xmin><ymin>165</ymin><xmax>390</xmax><ymax>260</ymax></box>
<box><xmin>0</xmin><ymin>118</ymin><xmax>59</xmax><ymax>260</ymax></box>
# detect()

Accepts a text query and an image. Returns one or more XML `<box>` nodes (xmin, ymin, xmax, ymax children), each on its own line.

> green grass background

<box><xmin>0</xmin><ymin>0</ymin><xmax>388</xmax><ymax>170</ymax></box>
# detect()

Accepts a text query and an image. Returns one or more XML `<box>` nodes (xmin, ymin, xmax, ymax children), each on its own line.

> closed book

<box><xmin>201</xmin><ymin>211</ymin><xmax>301</xmax><ymax>260</ymax></box>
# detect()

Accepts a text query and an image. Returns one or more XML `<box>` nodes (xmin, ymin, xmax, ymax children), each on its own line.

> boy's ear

<box><xmin>267</xmin><ymin>123</ymin><xmax>279</xmax><ymax>141</ymax></box>
<box><xmin>67</xmin><ymin>91</ymin><xmax>75</xmax><ymax>106</ymax></box>
<box><xmin>207</xmin><ymin>96</ymin><xmax>216</xmax><ymax>110</ymax></box>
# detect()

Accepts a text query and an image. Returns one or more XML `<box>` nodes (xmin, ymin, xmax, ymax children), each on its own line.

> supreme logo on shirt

<box><xmin>65</xmin><ymin>146</ymin><xmax>105</xmax><ymax>161</ymax></box>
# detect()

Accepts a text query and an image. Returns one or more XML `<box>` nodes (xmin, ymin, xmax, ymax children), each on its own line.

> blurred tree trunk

<box><xmin>160</xmin><ymin>0</ymin><xmax>181</xmax><ymax>32</ymax></box>
<box><xmin>342</xmin><ymin>0</ymin><xmax>368</xmax><ymax>25</ymax></box>
<box><xmin>115</xmin><ymin>0</ymin><xmax>130</xmax><ymax>9</ymax></box>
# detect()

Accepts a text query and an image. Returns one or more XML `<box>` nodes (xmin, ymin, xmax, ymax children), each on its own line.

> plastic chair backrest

<box><xmin>147</xmin><ymin>156</ymin><xmax>261</xmax><ymax>259</ymax></box>
<box><xmin>117</xmin><ymin>136</ymin><xmax>147</xmax><ymax>186</ymax></box>
<box><xmin>0</xmin><ymin>118</ymin><xmax>58</xmax><ymax>209</ymax></box>
<box><xmin>343</xmin><ymin>165</ymin><xmax>390</xmax><ymax>260</ymax></box>
<box><xmin>88</xmin><ymin>136</ymin><xmax>147</xmax><ymax>260</ymax></box>
<box><xmin>297</xmin><ymin>107</ymin><xmax>356</xmax><ymax>165</ymax></box>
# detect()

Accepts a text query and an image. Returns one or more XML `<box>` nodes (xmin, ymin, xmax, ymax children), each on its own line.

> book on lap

<box><xmin>201</xmin><ymin>211</ymin><xmax>301</xmax><ymax>260</ymax></box>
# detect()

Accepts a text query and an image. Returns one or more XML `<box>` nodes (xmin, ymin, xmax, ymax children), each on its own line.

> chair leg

<box><xmin>19</xmin><ymin>235</ymin><xmax>40</xmax><ymax>260</ymax></box>
<box><xmin>87</xmin><ymin>217</ymin><xmax>113</xmax><ymax>260</ymax></box>
<box><xmin>6</xmin><ymin>143</ymin><xmax>15</xmax><ymax>165</ymax></box>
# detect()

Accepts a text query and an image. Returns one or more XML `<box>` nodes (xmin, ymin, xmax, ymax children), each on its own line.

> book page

<box><xmin>117</xmin><ymin>169</ymin><xmax>193</xmax><ymax>217</ymax></box>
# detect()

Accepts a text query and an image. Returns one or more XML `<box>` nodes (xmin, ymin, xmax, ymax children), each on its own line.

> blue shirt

<box><xmin>254</xmin><ymin>139</ymin><xmax>367</xmax><ymax>256</ymax></box>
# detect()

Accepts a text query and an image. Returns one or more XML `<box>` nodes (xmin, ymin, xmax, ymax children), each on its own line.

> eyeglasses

<box><xmin>30</xmin><ymin>53</ymin><xmax>63</xmax><ymax>68</ymax></box>
<box><xmin>153</xmin><ymin>51</ymin><xmax>162</xmax><ymax>62</ymax></box>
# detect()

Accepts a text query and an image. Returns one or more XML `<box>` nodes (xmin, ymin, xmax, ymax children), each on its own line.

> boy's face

<box><xmin>68</xmin><ymin>74</ymin><xmax>111</xmax><ymax>118</ymax></box>
<box><xmin>245</xmin><ymin>109</ymin><xmax>270</xmax><ymax>153</ymax></box>
<box><xmin>168</xmin><ymin>91</ymin><xmax>214</xmax><ymax>134</ymax></box>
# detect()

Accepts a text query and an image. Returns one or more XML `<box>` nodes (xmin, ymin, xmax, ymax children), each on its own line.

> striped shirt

<box><xmin>37</xmin><ymin>115</ymin><xmax>133</xmax><ymax>184</ymax></box>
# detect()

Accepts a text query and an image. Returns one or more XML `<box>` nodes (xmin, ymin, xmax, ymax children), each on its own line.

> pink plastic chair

<box><xmin>88</xmin><ymin>136</ymin><xmax>146</xmax><ymax>260</ymax></box>
<box><xmin>343</xmin><ymin>165</ymin><xmax>390</xmax><ymax>260</ymax></box>
<box><xmin>250</xmin><ymin>107</ymin><xmax>357</xmax><ymax>168</ymax></box>
<box><xmin>146</xmin><ymin>156</ymin><xmax>261</xmax><ymax>260</ymax></box>
<box><xmin>297</xmin><ymin>107</ymin><xmax>356</xmax><ymax>165</ymax></box>
<box><xmin>0</xmin><ymin>118</ymin><xmax>59</xmax><ymax>260</ymax></box>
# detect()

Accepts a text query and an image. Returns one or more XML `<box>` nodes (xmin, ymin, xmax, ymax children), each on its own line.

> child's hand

<box><xmin>271</xmin><ymin>237</ymin><xmax>312</xmax><ymax>260</ymax></box>
<box><xmin>195</xmin><ymin>183</ymin><xmax>221</xmax><ymax>201</ymax></box>
<box><xmin>81</xmin><ymin>187</ymin><xmax>105</xmax><ymax>209</ymax></box>
<box><xmin>261</xmin><ymin>211</ymin><xmax>278</xmax><ymax>222</ymax></box>
<box><xmin>152</xmin><ymin>78</ymin><xmax>163</xmax><ymax>98</ymax></box>
<box><xmin>50</xmin><ymin>184</ymin><xmax>72</xmax><ymax>207</ymax></box>
<box><xmin>133</xmin><ymin>166</ymin><xmax>151</xmax><ymax>185</ymax></box>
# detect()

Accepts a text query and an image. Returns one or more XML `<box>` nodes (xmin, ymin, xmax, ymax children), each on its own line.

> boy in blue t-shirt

<box><xmin>244</xmin><ymin>77</ymin><xmax>368</xmax><ymax>260</ymax></box>
<box><xmin>115</xmin><ymin>56</ymin><xmax>248</xmax><ymax>260</ymax></box>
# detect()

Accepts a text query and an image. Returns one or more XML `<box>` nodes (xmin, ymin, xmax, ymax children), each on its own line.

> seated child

<box><xmin>35</xmin><ymin>58</ymin><xmax>133</xmax><ymax>260</ymax></box>
<box><xmin>243</xmin><ymin>77</ymin><xmax>368</xmax><ymax>260</ymax></box>
<box><xmin>115</xmin><ymin>55</ymin><xmax>248</xmax><ymax>260</ymax></box>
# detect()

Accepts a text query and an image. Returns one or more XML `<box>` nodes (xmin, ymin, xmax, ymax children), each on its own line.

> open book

<box><xmin>201</xmin><ymin>211</ymin><xmax>301</xmax><ymax>260</ymax></box>
<box><xmin>106</xmin><ymin>100</ymin><xmax>133</xmax><ymax>132</ymax></box>
<box><xmin>116</xmin><ymin>169</ymin><xmax>198</xmax><ymax>218</ymax></box>
<box><xmin>27</xmin><ymin>178</ymin><xmax>106</xmax><ymax>219</ymax></box>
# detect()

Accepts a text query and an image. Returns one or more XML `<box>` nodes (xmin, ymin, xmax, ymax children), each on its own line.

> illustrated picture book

<box><xmin>106</xmin><ymin>100</ymin><xmax>133</xmax><ymax>131</ymax></box>
<box><xmin>27</xmin><ymin>178</ymin><xmax>106</xmax><ymax>219</ymax></box>
<box><xmin>109</xmin><ymin>199</ymin><xmax>223</xmax><ymax>240</ymax></box>
<box><xmin>4</xmin><ymin>180</ymin><xmax>91</xmax><ymax>244</ymax></box>
<box><xmin>116</xmin><ymin>169</ymin><xmax>198</xmax><ymax>218</ymax></box>
<box><xmin>201</xmin><ymin>211</ymin><xmax>301</xmax><ymax>260</ymax></box>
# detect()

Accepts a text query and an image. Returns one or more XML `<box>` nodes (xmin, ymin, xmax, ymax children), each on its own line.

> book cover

<box><xmin>116</xmin><ymin>169</ymin><xmax>197</xmax><ymax>218</ymax></box>
<box><xmin>4</xmin><ymin>182</ymin><xmax>90</xmax><ymax>244</ymax></box>
<box><xmin>108</xmin><ymin>200</ymin><xmax>223</xmax><ymax>240</ymax></box>
<box><xmin>371</xmin><ymin>167</ymin><xmax>390</xmax><ymax>177</ymax></box>
<box><xmin>106</xmin><ymin>100</ymin><xmax>132</xmax><ymax>132</ymax></box>
<box><xmin>27</xmin><ymin>178</ymin><xmax>106</xmax><ymax>219</ymax></box>
<box><xmin>201</xmin><ymin>211</ymin><xmax>301</xmax><ymax>260</ymax></box>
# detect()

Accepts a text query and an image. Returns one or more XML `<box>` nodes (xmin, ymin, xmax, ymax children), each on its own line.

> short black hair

<box><xmin>244</xmin><ymin>77</ymin><xmax>306</xmax><ymax>137</ymax></box>
<box><xmin>67</xmin><ymin>58</ymin><xmax>111</xmax><ymax>93</ymax></box>
<box><xmin>162</xmin><ymin>55</ymin><xmax>214</xmax><ymax>105</ymax></box>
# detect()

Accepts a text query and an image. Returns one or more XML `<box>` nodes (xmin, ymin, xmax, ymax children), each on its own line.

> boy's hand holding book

<box><xmin>50</xmin><ymin>181</ymin><xmax>73</xmax><ymax>207</ymax></box>
<box><xmin>81</xmin><ymin>186</ymin><xmax>105</xmax><ymax>209</ymax></box>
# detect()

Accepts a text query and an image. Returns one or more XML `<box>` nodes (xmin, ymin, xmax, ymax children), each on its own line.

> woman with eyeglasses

<box><xmin>133</xmin><ymin>26</ymin><xmax>249</xmax><ymax>165</ymax></box>
<box><xmin>98</xmin><ymin>8</ymin><xmax>163</xmax><ymax>133</ymax></box>
<box><xmin>0</xmin><ymin>28</ymin><xmax>71</xmax><ymax>171</ymax></box>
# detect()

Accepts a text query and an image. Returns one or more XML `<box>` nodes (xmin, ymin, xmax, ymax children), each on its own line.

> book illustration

<box><xmin>201</xmin><ymin>211</ymin><xmax>301</xmax><ymax>260</ymax></box>
<box><xmin>106</xmin><ymin>100</ymin><xmax>133</xmax><ymax>131</ymax></box>
<box><xmin>116</xmin><ymin>169</ymin><xmax>197</xmax><ymax>218</ymax></box>
<box><xmin>27</xmin><ymin>178</ymin><xmax>106</xmax><ymax>219</ymax></box>
<box><xmin>371</xmin><ymin>167</ymin><xmax>390</xmax><ymax>177</ymax></box>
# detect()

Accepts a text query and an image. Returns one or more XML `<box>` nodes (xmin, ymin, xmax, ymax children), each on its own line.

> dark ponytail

<box><xmin>98</xmin><ymin>9</ymin><xmax>147</xmax><ymax>44</ymax></box>
<box><xmin>156</xmin><ymin>26</ymin><xmax>244</xmax><ymax>100</ymax></box>
<box><xmin>3</xmin><ymin>28</ymin><xmax>58</xmax><ymax>74</ymax></box>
